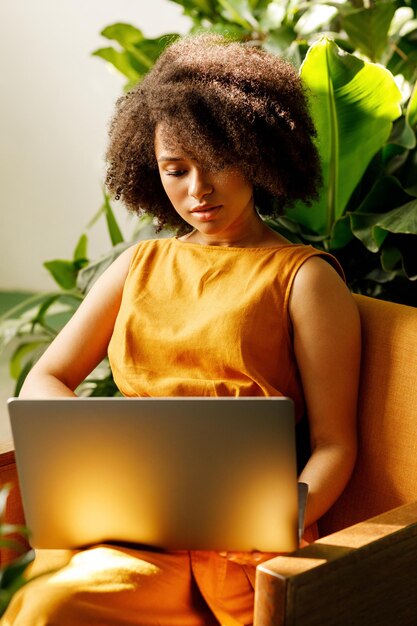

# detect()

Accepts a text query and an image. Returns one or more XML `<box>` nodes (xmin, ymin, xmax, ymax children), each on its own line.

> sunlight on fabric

<box><xmin>48</xmin><ymin>547</ymin><xmax>160</xmax><ymax>591</ymax></box>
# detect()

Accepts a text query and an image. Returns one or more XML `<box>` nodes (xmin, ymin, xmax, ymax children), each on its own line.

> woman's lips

<box><xmin>190</xmin><ymin>205</ymin><xmax>222</xmax><ymax>221</ymax></box>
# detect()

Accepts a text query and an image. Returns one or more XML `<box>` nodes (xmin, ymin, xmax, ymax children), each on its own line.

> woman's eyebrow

<box><xmin>158</xmin><ymin>155</ymin><xmax>198</xmax><ymax>163</ymax></box>
<box><xmin>157</xmin><ymin>155</ymin><xmax>183</xmax><ymax>162</ymax></box>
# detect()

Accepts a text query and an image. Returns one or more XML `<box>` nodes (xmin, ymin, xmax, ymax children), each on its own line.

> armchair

<box><xmin>1</xmin><ymin>294</ymin><xmax>416</xmax><ymax>624</ymax></box>
<box><xmin>255</xmin><ymin>294</ymin><xmax>417</xmax><ymax>625</ymax></box>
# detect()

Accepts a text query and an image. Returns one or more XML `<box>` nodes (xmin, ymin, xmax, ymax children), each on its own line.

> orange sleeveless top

<box><xmin>108</xmin><ymin>238</ymin><xmax>343</xmax><ymax>421</ymax></box>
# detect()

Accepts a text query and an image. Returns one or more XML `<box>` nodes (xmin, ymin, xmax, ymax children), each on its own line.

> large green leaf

<box><xmin>14</xmin><ymin>360</ymin><xmax>35</xmax><ymax>396</ymax></box>
<box><xmin>73</xmin><ymin>234</ymin><xmax>88</xmax><ymax>262</ymax></box>
<box><xmin>387</xmin><ymin>27</ymin><xmax>417</xmax><ymax>84</ymax></box>
<box><xmin>100</xmin><ymin>23</ymin><xmax>145</xmax><ymax>48</ymax></box>
<box><xmin>350</xmin><ymin>198</ymin><xmax>417</xmax><ymax>252</ymax></box>
<box><xmin>31</xmin><ymin>293</ymin><xmax>80</xmax><ymax>333</ymax></box>
<box><xmin>99</xmin><ymin>24</ymin><xmax>156</xmax><ymax>72</ymax></box>
<box><xmin>76</xmin><ymin>243</ymin><xmax>131</xmax><ymax>294</ymax></box>
<box><xmin>264</xmin><ymin>25</ymin><xmax>296</xmax><ymax>54</ymax></box>
<box><xmin>43</xmin><ymin>257</ymin><xmax>88</xmax><ymax>290</ymax></box>
<box><xmin>355</xmin><ymin>175</ymin><xmax>412</xmax><ymax>216</ymax></box>
<box><xmin>0</xmin><ymin>293</ymin><xmax>51</xmax><ymax>326</ymax></box>
<box><xmin>43</xmin><ymin>260</ymin><xmax>78</xmax><ymax>290</ymax></box>
<box><xmin>9</xmin><ymin>340</ymin><xmax>49</xmax><ymax>379</ymax></box>
<box><xmin>342</xmin><ymin>3</ymin><xmax>396</xmax><ymax>62</ymax></box>
<box><xmin>389</xmin><ymin>81</ymin><xmax>417</xmax><ymax>149</ymax></box>
<box><xmin>91</xmin><ymin>48</ymin><xmax>142</xmax><ymax>83</ymax></box>
<box><xmin>286</xmin><ymin>38</ymin><xmax>402</xmax><ymax>236</ymax></box>
<box><xmin>103</xmin><ymin>193</ymin><xmax>124</xmax><ymax>246</ymax></box>
<box><xmin>93</xmin><ymin>26</ymin><xmax>180</xmax><ymax>87</ymax></box>
<box><xmin>408</xmin><ymin>81</ymin><xmax>417</xmax><ymax>131</ymax></box>
<box><xmin>87</xmin><ymin>192</ymin><xmax>125</xmax><ymax>247</ymax></box>
<box><xmin>217</xmin><ymin>0</ymin><xmax>259</xmax><ymax>29</ymax></box>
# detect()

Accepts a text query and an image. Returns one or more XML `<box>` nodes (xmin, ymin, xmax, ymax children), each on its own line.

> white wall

<box><xmin>0</xmin><ymin>0</ymin><xmax>189</xmax><ymax>291</ymax></box>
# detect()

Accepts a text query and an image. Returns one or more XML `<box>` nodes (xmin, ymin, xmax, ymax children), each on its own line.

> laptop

<box><xmin>8</xmin><ymin>397</ymin><xmax>304</xmax><ymax>553</ymax></box>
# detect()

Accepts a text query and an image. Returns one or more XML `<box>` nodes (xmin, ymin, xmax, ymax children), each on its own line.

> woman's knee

<box><xmin>2</xmin><ymin>576</ymin><xmax>84</xmax><ymax>626</ymax></box>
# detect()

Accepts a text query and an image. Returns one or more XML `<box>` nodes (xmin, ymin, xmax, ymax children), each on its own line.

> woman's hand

<box><xmin>219</xmin><ymin>551</ymin><xmax>283</xmax><ymax>565</ymax></box>
<box><xmin>219</xmin><ymin>536</ymin><xmax>312</xmax><ymax>566</ymax></box>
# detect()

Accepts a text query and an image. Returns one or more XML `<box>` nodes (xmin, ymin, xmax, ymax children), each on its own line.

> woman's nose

<box><xmin>189</xmin><ymin>169</ymin><xmax>213</xmax><ymax>200</ymax></box>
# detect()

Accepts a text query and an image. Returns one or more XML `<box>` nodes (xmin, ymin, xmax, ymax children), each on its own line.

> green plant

<box><xmin>0</xmin><ymin>485</ymin><xmax>33</xmax><ymax>616</ymax></box>
<box><xmin>93</xmin><ymin>0</ymin><xmax>417</xmax><ymax>305</ymax></box>
<box><xmin>0</xmin><ymin>196</ymin><xmax>156</xmax><ymax>396</ymax></box>
<box><xmin>277</xmin><ymin>36</ymin><xmax>417</xmax><ymax>305</ymax></box>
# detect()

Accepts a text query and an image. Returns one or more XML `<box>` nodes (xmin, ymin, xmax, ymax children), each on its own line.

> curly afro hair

<box><xmin>105</xmin><ymin>34</ymin><xmax>321</xmax><ymax>232</ymax></box>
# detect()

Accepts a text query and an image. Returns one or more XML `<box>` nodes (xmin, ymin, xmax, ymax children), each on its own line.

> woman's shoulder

<box><xmin>292</xmin><ymin>253</ymin><xmax>345</xmax><ymax>290</ymax></box>
<box><xmin>130</xmin><ymin>236</ymin><xmax>174</xmax><ymax>254</ymax></box>
<box><xmin>254</xmin><ymin>229</ymin><xmax>343</xmax><ymax>277</ymax></box>
<box><xmin>280</xmin><ymin>244</ymin><xmax>345</xmax><ymax>281</ymax></box>
<box><xmin>127</xmin><ymin>236</ymin><xmax>174</xmax><ymax>266</ymax></box>
<box><xmin>289</xmin><ymin>251</ymin><xmax>356</xmax><ymax>327</ymax></box>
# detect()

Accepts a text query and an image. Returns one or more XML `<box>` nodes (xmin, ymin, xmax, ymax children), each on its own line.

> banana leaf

<box><xmin>342</xmin><ymin>2</ymin><xmax>396</xmax><ymax>62</ymax></box>
<box><xmin>286</xmin><ymin>37</ymin><xmax>402</xmax><ymax>238</ymax></box>
<box><xmin>350</xmin><ymin>198</ymin><xmax>417</xmax><ymax>252</ymax></box>
<box><xmin>389</xmin><ymin>80</ymin><xmax>417</xmax><ymax>149</ymax></box>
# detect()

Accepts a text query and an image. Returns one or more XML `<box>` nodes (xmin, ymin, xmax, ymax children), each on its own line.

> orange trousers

<box><xmin>1</xmin><ymin>548</ymin><xmax>255</xmax><ymax>626</ymax></box>
<box><xmin>2</xmin><ymin>527</ymin><xmax>316</xmax><ymax>625</ymax></box>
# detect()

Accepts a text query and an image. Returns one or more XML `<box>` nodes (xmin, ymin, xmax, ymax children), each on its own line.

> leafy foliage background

<box><xmin>92</xmin><ymin>0</ymin><xmax>417</xmax><ymax>305</ymax></box>
<box><xmin>1</xmin><ymin>0</ymin><xmax>417</xmax><ymax>398</ymax></box>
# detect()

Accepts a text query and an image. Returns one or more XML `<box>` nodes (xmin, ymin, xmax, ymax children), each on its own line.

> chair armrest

<box><xmin>0</xmin><ymin>443</ymin><xmax>28</xmax><ymax>566</ymax></box>
<box><xmin>254</xmin><ymin>501</ymin><xmax>417</xmax><ymax>626</ymax></box>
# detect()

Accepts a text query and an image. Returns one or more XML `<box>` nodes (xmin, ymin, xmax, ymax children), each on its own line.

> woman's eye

<box><xmin>166</xmin><ymin>170</ymin><xmax>186</xmax><ymax>177</ymax></box>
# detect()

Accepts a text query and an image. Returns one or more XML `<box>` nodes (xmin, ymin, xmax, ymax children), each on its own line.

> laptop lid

<box><xmin>8</xmin><ymin>396</ymin><xmax>299</xmax><ymax>552</ymax></box>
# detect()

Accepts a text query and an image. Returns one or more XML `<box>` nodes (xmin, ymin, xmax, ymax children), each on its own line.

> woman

<box><xmin>3</xmin><ymin>35</ymin><xmax>361</xmax><ymax>626</ymax></box>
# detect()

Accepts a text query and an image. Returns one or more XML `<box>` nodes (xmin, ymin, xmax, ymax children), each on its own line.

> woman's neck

<box><xmin>179</xmin><ymin>216</ymin><xmax>287</xmax><ymax>248</ymax></box>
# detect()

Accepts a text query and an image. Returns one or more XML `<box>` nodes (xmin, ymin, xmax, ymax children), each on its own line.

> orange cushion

<box><xmin>320</xmin><ymin>295</ymin><xmax>417</xmax><ymax>535</ymax></box>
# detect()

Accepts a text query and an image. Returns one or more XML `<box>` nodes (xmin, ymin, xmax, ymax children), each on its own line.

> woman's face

<box><xmin>154</xmin><ymin>125</ymin><xmax>256</xmax><ymax>243</ymax></box>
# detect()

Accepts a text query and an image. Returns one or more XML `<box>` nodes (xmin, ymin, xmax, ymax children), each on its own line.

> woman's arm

<box><xmin>19</xmin><ymin>245</ymin><xmax>136</xmax><ymax>399</ymax></box>
<box><xmin>289</xmin><ymin>256</ymin><xmax>361</xmax><ymax>528</ymax></box>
